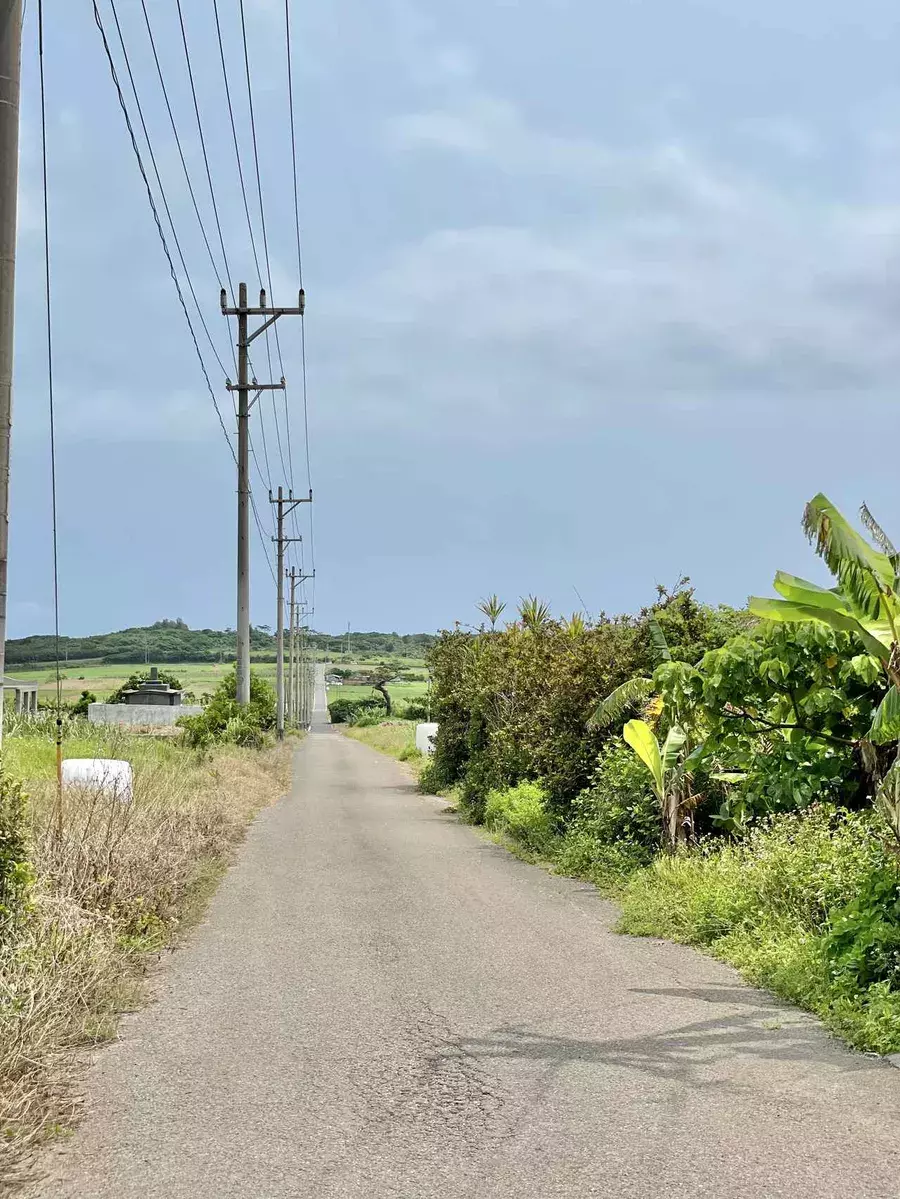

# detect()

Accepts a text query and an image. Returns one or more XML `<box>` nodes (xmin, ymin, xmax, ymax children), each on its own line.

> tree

<box><xmin>749</xmin><ymin>495</ymin><xmax>900</xmax><ymax>742</ymax></box>
<box><xmin>368</xmin><ymin>668</ymin><xmax>396</xmax><ymax>717</ymax></box>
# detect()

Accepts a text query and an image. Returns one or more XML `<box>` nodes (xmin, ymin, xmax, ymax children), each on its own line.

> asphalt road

<box><xmin>29</xmin><ymin>694</ymin><xmax>900</xmax><ymax>1197</ymax></box>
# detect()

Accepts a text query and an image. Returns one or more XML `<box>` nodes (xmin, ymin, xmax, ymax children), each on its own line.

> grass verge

<box><xmin>0</xmin><ymin>733</ymin><xmax>294</xmax><ymax>1187</ymax></box>
<box><xmin>341</xmin><ymin>721</ymin><xmax>425</xmax><ymax>775</ymax></box>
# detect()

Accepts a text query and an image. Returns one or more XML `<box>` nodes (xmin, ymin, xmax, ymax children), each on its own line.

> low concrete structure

<box><xmin>3</xmin><ymin>674</ymin><xmax>38</xmax><ymax>714</ymax></box>
<box><xmin>121</xmin><ymin>666</ymin><xmax>185</xmax><ymax>707</ymax></box>
<box><xmin>415</xmin><ymin>722</ymin><xmax>438</xmax><ymax>756</ymax></box>
<box><xmin>88</xmin><ymin>703</ymin><xmax>203</xmax><ymax>727</ymax></box>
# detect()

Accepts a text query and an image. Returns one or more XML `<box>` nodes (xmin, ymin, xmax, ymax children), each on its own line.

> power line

<box><xmin>106</xmin><ymin>0</ymin><xmax>232</xmax><ymax>383</ymax></box>
<box><xmin>138</xmin><ymin>0</ymin><xmax>229</xmax><ymax>297</ymax></box>
<box><xmin>283</xmin><ymin>0</ymin><xmax>314</xmax><ymax>581</ymax></box>
<box><xmin>238</xmin><ymin>0</ymin><xmax>293</xmax><ymax>490</ymax></box>
<box><xmin>94</xmin><ymin>0</ymin><xmax>234</xmax><ymax>457</ymax></box>
<box><xmin>174</xmin><ymin>0</ymin><xmax>235</xmax><ymax>304</ymax></box>
<box><xmin>94</xmin><ymin>0</ymin><xmax>277</xmax><ymax>586</ymax></box>
<box><xmin>283</xmin><ymin>0</ymin><xmax>304</xmax><ymax>288</ymax></box>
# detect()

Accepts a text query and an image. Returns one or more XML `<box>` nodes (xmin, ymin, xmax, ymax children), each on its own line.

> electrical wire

<box><xmin>238</xmin><ymin>0</ymin><xmax>292</xmax><ymax>489</ymax></box>
<box><xmin>283</xmin><ymin>0</ymin><xmax>315</xmax><ymax>584</ymax></box>
<box><xmin>174</xmin><ymin>0</ymin><xmax>235</xmax><ymax>304</ymax></box>
<box><xmin>106</xmin><ymin>1</ymin><xmax>232</xmax><ymax>383</ymax></box>
<box><xmin>213</xmin><ymin>0</ymin><xmax>285</xmax><ymax>496</ymax></box>
<box><xmin>138</xmin><ymin>0</ymin><xmax>230</xmax><ymax>301</ymax></box>
<box><xmin>94</xmin><ymin>0</ymin><xmax>235</xmax><ymax>458</ymax></box>
<box><xmin>95</xmin><ymin>1</ymin><xmax>277</xmax><ymax>586</ymax></box>
<box><xmin>37</xmin><ymin>0</ymin><xmax>63</xmax><ymax>829</ymax></box>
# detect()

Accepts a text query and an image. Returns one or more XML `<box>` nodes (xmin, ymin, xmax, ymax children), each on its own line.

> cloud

<box><xmin>318</xmin><ymin>95</ymin><xmax>900</xmax><ymax>435</ymax></box>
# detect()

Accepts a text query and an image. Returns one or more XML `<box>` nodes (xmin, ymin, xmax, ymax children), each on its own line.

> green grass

<box><xmin>3</xmin><ymin>726</ymin><xmax>186</xmax><ymax>783</ymax></box>
<box><xmin>341</xmin><ymin>721</ymin><xmax>424</xmax><ymax>771</ymax></box>
<box><xmin>9</xmin><ymin>661</ymin><xmax>280</xmax><ymax>703</ymax></box>
<box><xmin>551</xmin><ymin>805</ymin><xmax>900</xmax><ymax>1056</ymax></box>
<box><xmin>327</xmin><ymin>681</ymin><xmax>430</xmax><ymax>705</ymax></box>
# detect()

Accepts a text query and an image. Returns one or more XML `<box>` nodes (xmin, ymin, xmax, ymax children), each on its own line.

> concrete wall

<box><xmin>88</xmin><ymin>703</ymin><xmax>203</xmax><ymax>727</ymax></box>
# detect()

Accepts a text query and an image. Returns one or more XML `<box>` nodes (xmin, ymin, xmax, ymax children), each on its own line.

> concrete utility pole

<box><xmin>286</xmin><ymin>567</ymin><xmax>298</xmax><ymax>727</ymax></box>
<box><xmin>222</xmin><ymin>284</ymin><xmax>306</xmax><ymax>705</ymax></box>
<box><xmin>294</xmin><ymin>576</ymin><xmax>313</xmax><ymax>727</ymax></box>
<box><xmin>0</xmin><ymin>0</ymin><xmax>23</xmax><ymax>748</ymax></box>
<box><xmin>270</xmin><ymin>488</ymin><xmax>309</xmax><ymax>740</ymax></box>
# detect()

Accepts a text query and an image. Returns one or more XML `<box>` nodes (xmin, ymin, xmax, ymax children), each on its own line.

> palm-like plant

<box><xmin>749</xmin><ymin>494</ymin><xmax>900</xmax><ymax>742</ymax></box>
<box><xmin>477</xmin><ymin>595</ymin><xmax>506</xmax><ymax>630</ymax></box>
<box><xmin>518</xmin><ymin>596</ymin><xmax>552</xmax><ymax>633</ymax></box>
<box><xmin>561</xmin><ymin>612</ymin><xmax>586</xmax><ymax>639</ymax></box>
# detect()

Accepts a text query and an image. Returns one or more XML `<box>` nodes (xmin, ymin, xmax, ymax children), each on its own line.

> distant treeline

<box><xmin>6</xmin><ymin>618</ymin><xmax>437</xmax><ymax>666</ymax></box>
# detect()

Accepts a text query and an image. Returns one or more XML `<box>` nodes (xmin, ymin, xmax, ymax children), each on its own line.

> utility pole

<box><xmin>286</xmin><ymin>568</ymin><xmax>297</xmax><ymax>727</ymax></box>
<box><xmin>0</xmin><ymin>1</ymin><xmax>23</xmax><ymax>748</ymax></box>
<box><xmin>222</xmin><ymin>284</ymin><xmax>305</xmax><ymax>706</ymax></box>
<box><xmin>270</xmin><ymin>488</ymin><xmax>309</xmax><ymax>740</ymax></box>
<box><xmin>292</xmin><ymin>577</ymin><xmax>314</xmax><ymax>727</ymax></box>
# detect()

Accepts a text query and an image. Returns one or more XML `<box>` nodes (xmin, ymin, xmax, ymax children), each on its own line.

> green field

<box><xmin>327</xmin><ymin>681</ymin><xmax>429</xmax><ymax>703</ymax></box>
<box><xmin>10</xmin><ymin>658</ymin><xmax>430</xmax><ymax>708</ymax></box>
<box><xmin>11</xmin><ymin>661</ymin><xmax>278</xmax><ymax>702</ymax></box>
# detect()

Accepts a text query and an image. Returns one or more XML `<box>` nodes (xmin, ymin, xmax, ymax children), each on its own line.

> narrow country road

<box><xmin>29</xmin><ymin>676</ymin><xmax>900</xmax><ymax>1197</ymax></box>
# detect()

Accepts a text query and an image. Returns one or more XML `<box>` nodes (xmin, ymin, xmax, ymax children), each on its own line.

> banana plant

<box><xmin>749</xmin><ymin>494</ymin><xmax>900</xmax><ymax>743</ymax></box>
<box><xmin>589</xmin><ymin>618</ymin><xmax>680</xmax><ymax>730</ymax></box>
<box><xmin>623</xmin><ymin>718</ymin><xmax>696</xmax><ymax>847</ymax></box>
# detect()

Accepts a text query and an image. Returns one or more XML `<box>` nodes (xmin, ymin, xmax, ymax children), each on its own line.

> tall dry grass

<box><xmin>0</xmin><ymin>739</ymin><xmax>293</xmax><ymax>1189</ymax></box>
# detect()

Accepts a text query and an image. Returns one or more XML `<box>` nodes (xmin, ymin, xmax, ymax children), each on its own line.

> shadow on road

<box><xmin>453</xmin><ymin>988</ymin><xmax>872</xmax><ymax>1090</ymax></box>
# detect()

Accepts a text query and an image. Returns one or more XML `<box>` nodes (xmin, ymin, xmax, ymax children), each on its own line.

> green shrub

<box><xmin>0</xmin><ymin>769</ymin><xmax>31</xmax><ymax>936</ymax></box>
<box><xmin>572</xmin><ymin>742</ymin><xmax>660</xmax><ymax>853</ymax></box>
<box><xmin>617</xmin><ymin>806</ymin><xmax>900</xmax><ymax>1054</ymax></box>
<box><xmin>178</xmin><ymin>669</ymin><xmax>275</xmax><ymax>748</ymax></box>
<box><xmin>328</xmin><ymin>696</ymin><xmax>385</xmax><ymax>725</ymax></box>
<box><xmin>824</xmin><ymin>867</ymin><xmax>900</xmax><ymax>993</ymax></box>
<box><xmin>398</xmin><ymin>697</ymin><xmax>430</xmax><ymax>720</ymax></box>
<box><xmin>71</xmin><ymin>689</ymin><xmax>96</xmax><ymax>718</ymax></box>
<box><xmin>484</xmin><ymin>781</ymin><xmax>554</xmax><ymax>851</ymax></box>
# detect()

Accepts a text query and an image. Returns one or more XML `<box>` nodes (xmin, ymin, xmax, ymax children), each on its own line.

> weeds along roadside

<box><xmin>0</xmin><ymin>717</ymin><xmax>293</xmax><ymax>1186</ymax></box>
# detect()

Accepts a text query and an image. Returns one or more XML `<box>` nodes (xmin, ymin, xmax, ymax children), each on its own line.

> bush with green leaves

<box><xmin>484</xmin><ymin>781</ymin><xmax>554</xmax><ymax>851</ymax></box>
<box><xmin>107</xmin><ymin>669</ymin><xmax>184</xmax><ymax>704</ymax></box>
<box><xmin>0</xmin><ymin>769</ymin><xmax>30</xmax><ymax>936</ymax></box>
<box><xmin>327</xmin><ymin>696</ymin><xmax>385</xmax><ymax>725</ymax></box>
<box><xmin>824</xmin><ymin>866</ymin><xmax>900</xmax><ymax>993</ymax></box>
<box><xmin>618</xmin><ymin>804</ymin><xmax>900</xmax><ymax>1052</ymax></box>
<box><xmin>427</xmin><ymin>587</ymin><xmax>746</xmax><ymax>822</ymax></box>
<box><xmin>178</xmin><ymin>669</ymin><xmax>275</xmax><ymax>748</ymax></box>
<box><xmin>71</xmin><ymin>689</ymin><xmax>96</xmax><ymax>718</ymax></box>
<box><xmin>570</xmin><ymin>741</ymin><xmax>660</xmax><ymax>855</ymax></box>
<box><xmin>398</xmin><ymin>697</ymin><xmax>430</xmax><ymax>721</ymax></box>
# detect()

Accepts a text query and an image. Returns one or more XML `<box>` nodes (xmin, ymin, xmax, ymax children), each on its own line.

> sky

<box><xmin>9</xmin><ymin>0</ymin><xmax>900</xmax><ymax>637</ymax></box>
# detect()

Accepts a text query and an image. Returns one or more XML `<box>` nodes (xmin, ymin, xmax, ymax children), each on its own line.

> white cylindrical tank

<box><xmin>61</xmin><ymin>758</ymin><xmax>134</xmax><ymax>803</ymax></box>
<box><xmin>415</xmin><ymin>723</ymin><xmax>439</xmax><ymax>756</ymax></box>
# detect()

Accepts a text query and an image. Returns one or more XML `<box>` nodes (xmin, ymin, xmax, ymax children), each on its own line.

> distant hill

<box><xmin>5</xmin><ymin>619</ymin><xmax>437</xmax><ymax>667</ymax></box>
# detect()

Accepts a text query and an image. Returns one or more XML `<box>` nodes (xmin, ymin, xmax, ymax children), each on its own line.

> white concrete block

<box><xmin>88</xmin><ymin>703</ymin><xmax>203</xmax><ymax>727</ymax></box>
<box><xmin>62</xmin><ymin>758</ymin><xmax>134</xmax><ymax>803</ymax></box>
<box><xmin>415</xmin><ymin>722</ymin><xmax>439</xmax><ymax>756</ymax></box>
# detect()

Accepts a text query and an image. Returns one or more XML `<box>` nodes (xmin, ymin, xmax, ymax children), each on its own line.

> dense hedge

<box><xmin>426</xmin><ymin>590</ymin><xmax>745</xmax><ymax>820</ymax></box>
